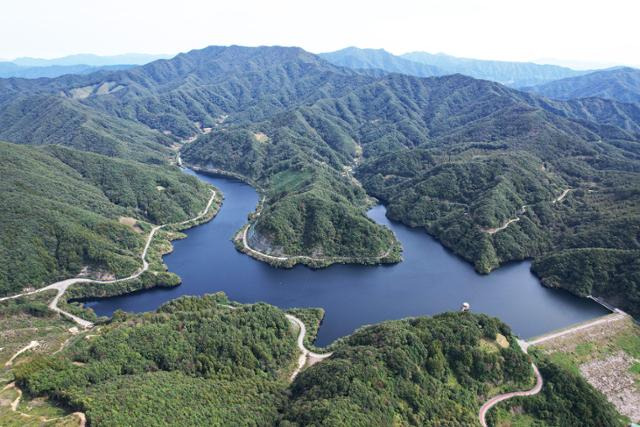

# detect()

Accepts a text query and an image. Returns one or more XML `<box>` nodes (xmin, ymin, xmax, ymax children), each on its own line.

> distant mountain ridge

<box><xmin>524</xmin><ymin>67</ymin><xmax>640</xmax><ymax>104</ymax></box>
<box><xmin>11</xmin><ymin>53</ymin><xmax>171</xmax><ymax>67</ymax></box>
<box><xmin>401</xmin><ymin>51</ymin><xmax>588</xmax><ymax>87</ymax></box>
<box><xmin>319</xmin><ymin>47</ymin><xmax>444</xmax><ymax>77</ymax></box>
<box><xmin>0</xmin><ymin>53</ymin><xmax>169</xmax><ymax>79</ymax></box>
<box><xmin>0</xmin><ymin>62</ymin><xmax>135</xmax><ymax>79</ymax></box>
<box><xmin>319</xmin><ymin>47</ymin><xmax>588</xmax><ymax>87</ymax></box>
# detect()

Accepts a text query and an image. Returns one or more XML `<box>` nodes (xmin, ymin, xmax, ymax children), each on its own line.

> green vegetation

<box><xmin>532</xmin><ymin>249</ymin><xmax>640</xmax><ymax>316</ymax></box>
<box><xmin>12</xmin><ymin>293</ymin><xmax>297</xmax><ymax>426</ymax></box>
<box><xmin>286</xmin><ymin>307</ymin><xmax>325</xmax><ymax>350</ymax></box>
<box><xmin>2</xmin><ymin>45</ymin><xmax>639</xmax><ymax>308</ymax></box>
<box><xmin>0</xmin><ymin>94</ymin><xmax>173</xmax><ymax>162</ymax></box>
<box><xmin>0</xmin><ymin>141</ymin><xmax>212</xmax><ymax>297</ymax></box>
<box><xmin>492</xmin><ymin>355</ymin><xmax>626</xmax><ymax>427</ymax></box>
<box><xmin>184</xmin><ymin>126</ymin><xmax>400</xmax><ymax>264</ymax></box>
<box><xmin>283</xmin><ymin>313</ymin><xmax>532</xmax><ymax>426</ymax></box>
<box><xmin>10</xmin><ymin>295</ymin><xmax>296</xmax><ymax>425</ymax></box>
<box><xmin>3</xmin><ymin>292</ymin><xmax>624</xmax><ymax>426</ymax></box>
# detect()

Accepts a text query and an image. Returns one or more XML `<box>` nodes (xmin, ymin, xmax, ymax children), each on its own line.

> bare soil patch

<box><xmin>253</xmin><ymin>132</ymin><xmax>269</xmax><ymax>143</ymax></box>
<box><xmin>118</xmin><ymin>216</ymin><xmax>143</xmax><ymax>233</ymax></box>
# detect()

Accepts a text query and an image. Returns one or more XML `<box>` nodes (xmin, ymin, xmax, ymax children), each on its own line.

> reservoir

<box><xmin>84</xmin><ymin>170</ymin><xmax>609</xmax><ymax>346</ymax></box>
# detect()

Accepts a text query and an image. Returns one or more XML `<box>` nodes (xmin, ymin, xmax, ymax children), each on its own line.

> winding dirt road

<box><xmin>4</xmin><ymin>341</ymin><xmax>39</xmax><ymax>367</ymax></box>
<box><xmin>481</xmin><ymin>217</ymin><xmax>520</xmax><ymax>235</ymax></box>
<box><xmin>481</xmin><ymin>188</ymin><xmax>570</xmax><ymax>235</ymax></box>
<box><xmin>0</xmin><ymin>190</ymin><xmax>217</xmax><ymax>328</ymax></box>
<box><xmin>285</xmin><ymin>314</ymin><xmax>333</xmax><ymax>381</ymax></box>
<box><xmin>478</xmin><ymin>363</ymin><xmax>543</xmax><ymax>427</ymax></box>
<box><xmin>218</xmin><ymin>304</ymin><xmax>332</xmax><ymax>381</ymax></box>
<box><xmin>552</xmin><ymin>188</ymin><xmax>571</xmax><ymax>204</ymax></box>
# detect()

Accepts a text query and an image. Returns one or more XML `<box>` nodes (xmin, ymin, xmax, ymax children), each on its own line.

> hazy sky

<box><xmin>1</xmin><ymin>0</ymin><xmax>638</xmax><ymax>68</ymax></box>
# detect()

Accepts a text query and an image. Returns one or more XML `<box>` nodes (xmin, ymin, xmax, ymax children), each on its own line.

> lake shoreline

<box><xmin>82</xmin><ymin>171</ymin><xmax>610</xmax><ymax>347</ymax></box>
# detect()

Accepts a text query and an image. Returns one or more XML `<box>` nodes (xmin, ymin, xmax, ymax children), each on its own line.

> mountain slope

<box><xmin>1</xmin><ymin>45</ymin><xmax>639</xmax><ymax>312</ymax></box>
<box><xmin>0</xmin><ymin>94</ymin><xmax>174</xmax><ymax>161</ymax></box>
<box><xmin>184</xmin><ymin>67</ymin><xmax>640</xmax><ymax>314</ymax></box>
<box><xmin>524</xmin><ymin>67</ymin><xmax>640</xmax><ymax>103</ymax></box>
<box><xmin>0</xmin><ymin>46</ymin><xmax>373</xmax><ymax>140</ymax></box>
<box><xmin>402</xmin><ymin>51</ymin><xmax>586</xmax><ymax>87</ymax></box>
<box><xmin>0</xmin><ymin>141</ymin><xmax>211</xmax><ymax>296</ymax></box>
<box><xmin>319</xmin><ymin>47</ymin><xmax>443</xmax><ymax>77</ymax></box>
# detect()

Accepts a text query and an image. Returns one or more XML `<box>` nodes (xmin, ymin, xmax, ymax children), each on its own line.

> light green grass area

<box><xmin>617</xmin><ymin>332</ymin><xmax>640</xmax><ymax>359</ymax></box>
<box><xmin>546</xmin><ymin>351</ymin><xmax>581</xmax><ymax>376</ymax></box>
<box><xmin>269</xmin><ymin>169</ymin><xmax>313</xmax><ymax>195</ymax></box>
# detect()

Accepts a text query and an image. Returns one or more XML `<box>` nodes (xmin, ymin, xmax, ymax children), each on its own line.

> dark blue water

<box><xmin>84</xmin><ymin>171</ymin><xmax>608</xmax><ymax>346</ymax></box>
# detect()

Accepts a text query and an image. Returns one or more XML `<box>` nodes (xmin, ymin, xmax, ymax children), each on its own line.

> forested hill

<box><xmin>0</xmin><ymin>141</ymin><xmax>211</xmax><ymax>296</ymax></box>
<box><xmin>0</xmin><ymin>46</ymin><xmax>371</xmax><ymax>141</ymax></box>
<box><xmin>524</xmin><ymin>67</ymin><xmax>640</xmax><ymax>104</ymax></box>
<box><xmin>1</xmin><ymin>45</ymin><xmax>639</xmax><ymax>313</ymax></box>
<box><xmin>7</xmin><ymin>294</ymin><xmax>620</xmax><ymax>426</ymax></box>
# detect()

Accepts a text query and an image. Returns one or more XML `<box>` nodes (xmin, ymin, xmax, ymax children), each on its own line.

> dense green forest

<box><xmin>0</xmin><ymin>94</ymin><xmax>174</xmax><ymax>162</ymax></box>
<box><xmin>0</xmin><ymin>141</ymin><xmax>211</xmax><ymax>296</ymax></box>
<box><xmin>6</xmin><ymin>296</ymin><xmax>620</xmax><ymax>426</ymax></box>
<box><xmin>282</xmin><ymin>313</ymin><xmax>533</xmax><ymax>426</ymax></box>
<box><xmin>0</xmin><ymin>44</ymin><xmax>639</xmax><ymax>325</ymax></box>
<box><xmin>532</xmin><ymin>248</ymin><xmax>640</xmax><ymax>317</ymax></box>
<box><xmin>183</xmin><ymin>127</ymin><xmax>399</xmax><ymax>262</ymax></box>
<box><xmin>12</xmin><ymin>293</ymin><xmax>297</xmax><ymax>426</ymax></box>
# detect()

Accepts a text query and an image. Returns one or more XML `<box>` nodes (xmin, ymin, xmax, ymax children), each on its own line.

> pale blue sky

<box><xmin>1</xmin><ymin>0</ymin><xmax>638</xmax><ymax>68</ymax></box>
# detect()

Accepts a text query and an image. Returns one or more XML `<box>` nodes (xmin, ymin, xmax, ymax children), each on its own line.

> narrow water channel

<box><xmin>84</xmin><ymin>170</ymin><xmax>609</xmax><ymax>346</ymax></box>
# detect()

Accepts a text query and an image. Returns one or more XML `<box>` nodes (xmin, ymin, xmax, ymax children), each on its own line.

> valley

<box><xmin>82</xmin><ymin>171</ymin><xmax>608</xmax><ymax>346</ymax></box>
<box><xmin>0</xmin><ymin>42</ymin><xmax>638</xmax><ymax>426</ymax></box>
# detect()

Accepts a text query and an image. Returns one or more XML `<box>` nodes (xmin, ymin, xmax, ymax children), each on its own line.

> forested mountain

<box><xmin>181</xmin><ymin>64</ymin><xmax>640</xmax><ymax>314</ymax></box>
<box><xmin>401</xmin><ymin>51</ymin><xmax>587</xmax><ymax>87</ymax></box>
<box><xmin>0</xmin><ymin>93</ymin><xmax>175</xmax><ymax>162</ymax></box>
<box><xmin>0</xmin><ymin>141</ymin><xmax>211</xmax><ymax>296</ymax></box>
<box><xmin>0</xmin><ymin>46</ymin><xmax>371</xmax><ymax>139</ymax></box>
<box><xmin>7</xmin><ymin>294</ymin><xmax>620</xmax><ymax>426</ymax></box>
<box><xmin>319</xmin><ymin>47</ymin><xmax>444</xmax><ymax>77</ymax></box>
<box><xmin>524</xmin><ymin>67</ymin><xmax>640</xmax><ymax>103</ymax></box>
<box><xmin>0</xmin><ymin>44</ymin><xmax>639</xmax><ymax>314</ymax></box>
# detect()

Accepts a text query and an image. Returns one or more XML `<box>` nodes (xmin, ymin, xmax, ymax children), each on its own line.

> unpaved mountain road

<box><xmin>478</xmin><ymin>363</ymin><xmax>543</xmax><ymax>427</ymax></box>
<box><xmin>0</xmin><ymin>190</ymin><xmax>217</xmax><ymax>328</ymax></box>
